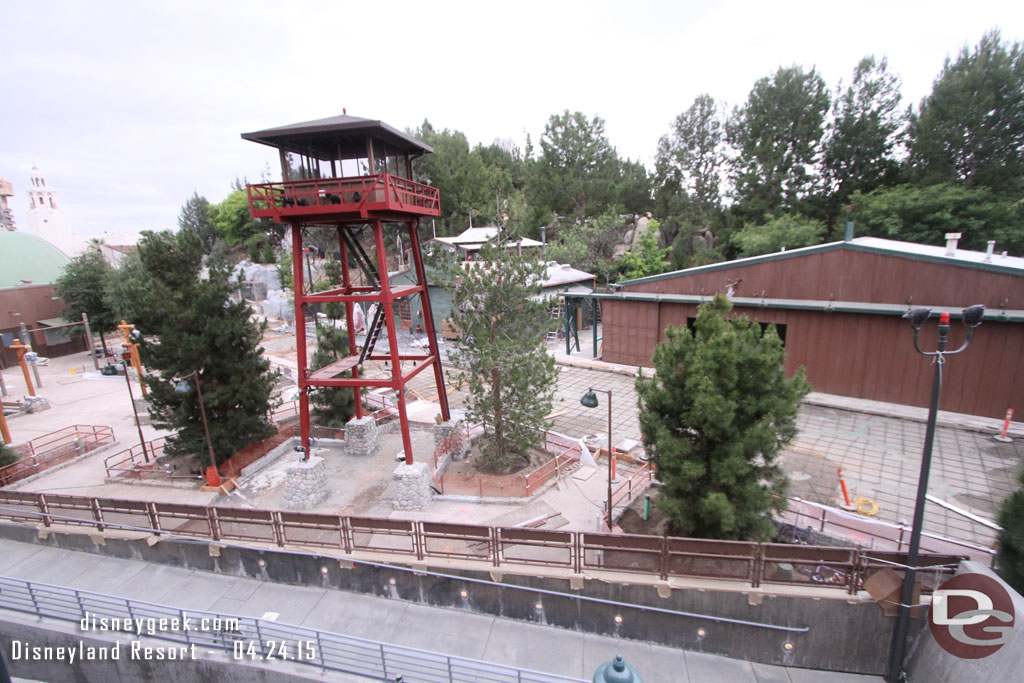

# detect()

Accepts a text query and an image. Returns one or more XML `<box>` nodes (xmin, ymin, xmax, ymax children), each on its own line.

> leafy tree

<box><xmin>636</xmin><ymin>295</ymin><xmax>810</xmax><ymax>541</ymax></box>
<box><xmin>822</xmin><ymin>56</ymin><xmax>906</xmax><ymax>227</ymax></box>
<box><xmin>997</xmin><ymin>467</ymin><xmax>1024</xmax><ymax>595</ymax></box>
<box><xmin>54</xmin><ymin>245</ymin><xmax>119</xmax><ymax>355</ymax></box>
<box><xmin>532</xmin><ymin>111</ymin><xmax>620</xmax><ymax>221</ymax></box>
<box><xmin>907</xmin><ymin>29</ymin><xmax>1024</xmax><ymax>195</ymax></box>
<box><xmin>211</xmin><ymin>188</ymin><xmax>283</xmax><ymax>254</ymax></box>
<box><xmin>447</xmin><ymin>239</ymin><xmax>558</xmax><ymax>471</ymax></box>
<box><xmin>545</xmin><ymin>211</ymin><xmax>624</xmax><ymax>284</ymax></box>
<box><xmin>132</xmin><ymin>230</ymin><xmax>277</xmax><ymax>466</ymax></box>
<box><xmin>728</xmin><ymin>66</ymin><xmax>830</xmax><ymax>222</ymax></box>
<box><xmin>178</xmin><ymin>192</ymin><xmax>218</xmax><ymax>252</ymax></box>
<box><xmin>732</xmin><ymin>214</ymin><xmax>826</xmax><ymax>257</ymax></box>
<box><xmin>619</xmin><ymin>220</ymin><xmax>670</xmax><ymax>280</ymax></box>
<box><xmin>850</xmin><ymin>183</ymin><xmax>1024</xmax><ymax>253</ymax></box>
<box><xmin>309</xmin><ymin>259</ymin><xmax>357</xmax><ymax>428</ymax></box>
<box><xmin>616</xmin><ymin>158</ymin><xmax>654</xmax><ymax>216</ymax></box>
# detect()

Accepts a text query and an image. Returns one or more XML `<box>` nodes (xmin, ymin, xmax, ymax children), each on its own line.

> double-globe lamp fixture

<box><xmin>886</xmin><ymin>303</ymin><xmax>984</xmax><ymax>683</ymax></box>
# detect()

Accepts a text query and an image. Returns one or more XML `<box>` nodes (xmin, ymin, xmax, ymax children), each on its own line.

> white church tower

<box><xmin>25</xmin><ymin>166</ymin><xmax>80</xmax><ymax>257</ymax></box>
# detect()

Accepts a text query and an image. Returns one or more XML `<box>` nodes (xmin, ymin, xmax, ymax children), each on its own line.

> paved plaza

<box><xmin>3</xmin><ymin>333</ymin><xmax>1023</xmax><ymax>550</ymax></box>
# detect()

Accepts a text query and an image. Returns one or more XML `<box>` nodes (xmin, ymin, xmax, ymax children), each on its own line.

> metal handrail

<box><xmin>0</xmin><ymin>493</ymin><xmax>964</xmax><ymax>595</ymax></box>
<box><xmin>0</xmin><ymin>575</ymin><xmax>586</xmax><ymax>682</ymax></box>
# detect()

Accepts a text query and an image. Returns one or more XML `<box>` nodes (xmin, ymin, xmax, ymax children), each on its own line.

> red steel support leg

<box><xmin>372</xmin><ymin>220</ymin><xmax>415</xmax><ymax>465</ymax></box>
<box><xmin>291</xmin><ymin>223</ymin><xmax>311</xmax><ymax>456</ymax></box>
<box><xmin>407</xmin><ymin>220</ymin><xmax>450</xmax><ymax>422</ymax></box>
<box><xmin>338</xmin><ymin>228</ymin><xmax>362</xmax><ymax>419</ymax></box>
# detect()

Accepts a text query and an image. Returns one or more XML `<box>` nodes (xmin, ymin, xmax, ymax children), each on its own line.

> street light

<box><xmin>121</xmin><ymin>348</ymin><xmax>151</xmax><ymax>463</ymax></box>
<box><xmin>886</xmin><ymin>305</ymin><xmax>984</xmax><ymax>683</ymax></box>
<box><xmin>173</xmin><ymin>371</ymin><xmax>218</xmax><ymax>478</ymax></box>
<box><xmin>581</xmin><ymin>387</ymin><xmax>615</xmax><ymax>531</ymax></box>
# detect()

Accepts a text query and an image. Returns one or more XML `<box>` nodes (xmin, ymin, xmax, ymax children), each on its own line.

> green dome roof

<box><xmin>0</xmin><ymin>232</ymin><xmax>71</xmax><ymax>287</ymax></box>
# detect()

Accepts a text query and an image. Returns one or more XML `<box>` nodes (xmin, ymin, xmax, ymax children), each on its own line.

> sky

<box><xmin>2</xmin><ymin>0</ymin><xmax>1022</xmax><ymax>241</ymax></box>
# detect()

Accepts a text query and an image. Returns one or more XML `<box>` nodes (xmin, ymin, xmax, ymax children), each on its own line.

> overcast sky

<box><xmin>2</xmin><ymin>0</ymin><xmax>1022</xmax><ymax>241</ymax></box>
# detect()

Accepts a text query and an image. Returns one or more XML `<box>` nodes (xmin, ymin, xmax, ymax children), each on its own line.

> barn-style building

<box><xmin>589</xmin><ymin>235</ymin><xmax>1023</xmax><ymax>419</ymax></box>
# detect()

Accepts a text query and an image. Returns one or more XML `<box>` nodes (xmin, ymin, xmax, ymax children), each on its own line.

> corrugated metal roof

<box><xmin>617</xmin><ymin>237</ymin><xmax>1024</xmax><ymax>288</ymax></box>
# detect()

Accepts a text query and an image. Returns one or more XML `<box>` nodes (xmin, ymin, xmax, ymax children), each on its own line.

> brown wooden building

<box><xmin>589</xmin><ymin>236</ymin><xmax>1023</xmax><ymax>419</ymax></box>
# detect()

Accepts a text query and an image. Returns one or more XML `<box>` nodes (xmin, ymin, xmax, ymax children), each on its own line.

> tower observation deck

<box><xmin>242</xmin><ymin>113</ymin><xmax>449</xmax><ymax>463</ymax></box>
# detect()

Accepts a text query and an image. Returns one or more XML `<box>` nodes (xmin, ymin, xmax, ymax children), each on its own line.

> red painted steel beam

<box><xmin>408</xmin><ymin>219</ymin><xmax>450</xmax><ymax>421</ymax></box>
<box><xmin>291</xmin><ymin>223</ymin><xmax>311</xmax><ymax>456</ymax></box>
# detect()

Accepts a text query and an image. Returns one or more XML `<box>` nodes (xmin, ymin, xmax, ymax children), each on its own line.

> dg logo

<box><xmin>929</xmin><ymin>573</ymin><xmax>1016</xmax><ymax>659</ymax></box>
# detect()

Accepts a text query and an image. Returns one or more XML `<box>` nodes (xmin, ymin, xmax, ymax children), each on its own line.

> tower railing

<box><xmin>247</xmin><ymin>173</ymin><xmax>440</xmax><ymax>220</ymax></box>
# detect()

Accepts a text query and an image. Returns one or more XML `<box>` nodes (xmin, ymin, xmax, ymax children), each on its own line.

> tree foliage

<box><xmin>0</xmin><ymin>442</ymin><xmax>17</xmax><ymax>469</ymax></box>
<box><xmin>619</xmin><ymin>220</ymin><xmax>670</xmax><ymax>280</ymax></box>
<box><xmin>850</xmin><ymin>182</ymin><xmax>1024</xmax><ymax>253</ymax></box>
<box><xmin>54</xmin><ymin>245</ymin><xmax>119</xmax><ymax>355</ymax></box>
<box><xmin>732</xmin><ymin>214</ymin><xmax>826</xmax><ymax>257</ymax></box>
<box><xmin>533</xmin><ymin>111</ymin><xmax>621</xmax><ymax>221</ymax></box>
<box><xmin>997</xmin><ymin>467</ymin><xmax>1024</xmax><ymax>596</ymax></box>
<box><xmin>908</xmin><ymin>29</ymin><xmax>1024</xmax><ymax>195</ymax></box>
<box><xmin>545</xmin><ymin>212</ymin><xmax>624</xmax><ymax>284</ymax></box>
<box><xmin>132</xmin><ymin>230</ymin><xmax>277</xmax><ymax>466</ymax></box>
<box><xmin>728</xmin><ymin>66</ymin><xmax>830</xmax><ymax>222</ymax></box>
<box><xmin>447</xmin><ymin>240</ymin><xmax>558</xmax><ymax>471</ymax></box>
<box><xmin>822</xmin><ymin>56</ymin><xmax>906</xmax><ymax>223</ymax></box>
<box><xmin>178</xmin><ymin>191</ymin><xmax>218</xmax><ymax>252</ymax></box>
<box><xmin>636</xmin><ymin>296</ymin><xmax>810</xmax><ymax>541</ymax></box>
<box><xmin>657</xmin><ymin>94</ymin><xmax>725</xmax><ymax>214</ymax></box>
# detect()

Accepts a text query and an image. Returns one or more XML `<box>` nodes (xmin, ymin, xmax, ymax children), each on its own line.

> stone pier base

<box><xmin>282</xmin><ymin>456</ymin><xmax>329</xmax><ymax>509</ymax></box>
<box><xmin>345</xmin><ymin>416</ymin><xmax>379</xmax><ymax>456</ymax></box>
<box><xmin>433</xmin><ymin>419</ymin><xmax>469</xmax><ymax>460</ymax></box>
<box><xmin>391</xmin><ymin>461</ymin><xmax>431</xmax><ymax>511</ymax></box>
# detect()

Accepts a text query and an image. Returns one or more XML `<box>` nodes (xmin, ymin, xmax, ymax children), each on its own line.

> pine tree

<box><xmin>447</xmin><ymin>239</ymin><xmax>558</xmax><ymax>471</ymax></box>
<box><xmin>309</xmin><ymin>259</ymin><xmax>356</xmax><ymax>427</ymax></box>
<box><xmin>997</xmin><ymin>468</ymin><xmax>1024</xmax><ymax>595</ymax></box>
<box><xmin>131</xmin><ymin>229</ymin><xmax>278</xmax><ymax>466</ymax></box>
<box><xmin>636</xmin><ymin>295</ymin><xmax>810</xmax><ymax>541</ymax></box>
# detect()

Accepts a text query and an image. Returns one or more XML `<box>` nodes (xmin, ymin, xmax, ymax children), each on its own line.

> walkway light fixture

<box><xmin>173</xmin><ymin>371</ymin><xmax>217</xmax><ymax>471</ymax></box>
<box><xmin>581</xmin><ymin>388</ymin><xmax>614</xmax><ymax>530</ymax></box>
<box><xmin>887</xmin><ymin>305</ymin><xmax>984</xmax><ymax>682</ymax></box>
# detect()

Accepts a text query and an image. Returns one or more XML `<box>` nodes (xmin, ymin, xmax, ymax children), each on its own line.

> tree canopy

<box><xmin>446</xmin><ymin>240</ymin><xmax>558</xmax><ymax>471</ymax></box>
<box><xmin>132</xmin><ymin>229</ymin><xmax>278</xmax><ymax>466</ymax></box>
<box><xmin>54</xmin><ymin>245</ymin><xmax>118</xmax><ymax>355</ymax></box>
<box><xmin>635</xmin><ymin>296</ymin><xmax>810</xmax><ymax>541</ymax></box>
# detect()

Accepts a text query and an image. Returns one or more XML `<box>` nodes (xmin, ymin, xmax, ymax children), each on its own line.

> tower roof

<box><xmin>0</xmin><ymin>232</ymin><xmax>71</xmax><ymax>287</ymax></box>
<box><xmin>241</xmin><ymin>114</ymin><xmax>433</xmax><ymax>160</ymax></box>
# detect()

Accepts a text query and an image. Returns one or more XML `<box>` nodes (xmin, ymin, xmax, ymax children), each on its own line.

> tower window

<box><xmin>49</xmin><ymin>197</ymin><xmax>54</xmax><ymax>208</ymax></box>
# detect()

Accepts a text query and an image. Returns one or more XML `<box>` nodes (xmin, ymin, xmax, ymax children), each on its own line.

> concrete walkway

<box><xmin>0</xmin><ymin>538</ymin><xmax>881</xmax><ymax>683</ymax></box>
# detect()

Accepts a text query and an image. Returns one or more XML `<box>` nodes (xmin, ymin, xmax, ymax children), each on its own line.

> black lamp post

<box><xmin>121</xmin><ymin>348</ymin><xmax>150</xmax><ymax>463</ymax></box>
<box><xmin>173</xmin><ymin>371</ymin><xmax>217</xmax><ymax>469</ymax></box>
<box><xmin>886</xmin><ymin>304</ymin><xmax>984</xmax><ymax>683</ymax></box>
<box><xmin>581</xmin><ymin>387</ymin><xmax>614</xmax><ymax>530</ymax></box>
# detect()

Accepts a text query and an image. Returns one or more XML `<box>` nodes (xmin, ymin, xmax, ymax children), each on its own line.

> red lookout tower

<box><xmin>242</xmin><ymin>114</ymin><xmax>450</xmax><ymax>463</ymax></box>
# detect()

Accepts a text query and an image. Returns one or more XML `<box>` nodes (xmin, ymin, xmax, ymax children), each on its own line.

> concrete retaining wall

<box><xmin>0</xmin><ymin>521</ymin><xmax>917</xmax><ymax>675</ymax></box>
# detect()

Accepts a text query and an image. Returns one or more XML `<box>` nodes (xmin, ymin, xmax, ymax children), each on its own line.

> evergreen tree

<box><xmin>178</xmin><ymin>192</ymin><xmax>218</xmax><ymax>252</ymax></box>
<box><xmin>907</xmin><ymin>29</ymin><xmax>1024</xmax><ymax>195</ymax></box>
<box><xmin>447</xmin><ymin>239</ymin><xmax>558</xmax><ymax>471</ymax></box>
<box><xmin>533</xmin><ymin>110</ymin><xmax>620</xmax><ymax>221</ymax></box>
<box><xmin>309</xmin><ymin>259</ymin><xmax>357</xmax><ymax>427</ymax></box>
<box><xmin>728</xmin><ymin>66</ymin><xmax>830</xmax><ymax>223</ymax></box>
<box><xmin>636</xmin><ymin>295</ymin><xmax>810</xmax><ymax>541</ymax></box>
<box><xmin>997</xmin><ymin>468</ymin><xmax>1024</xmax><ymax>595</ymax></box>
<box><xmin>132</xmin><ymin>229</ymin><xmax>277</xmax><ymax>466</ymax></box>
<box><xmin>54</xmin><ymin>245</ymin><xmax>118</xmax><ymax>355</ymax></box>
